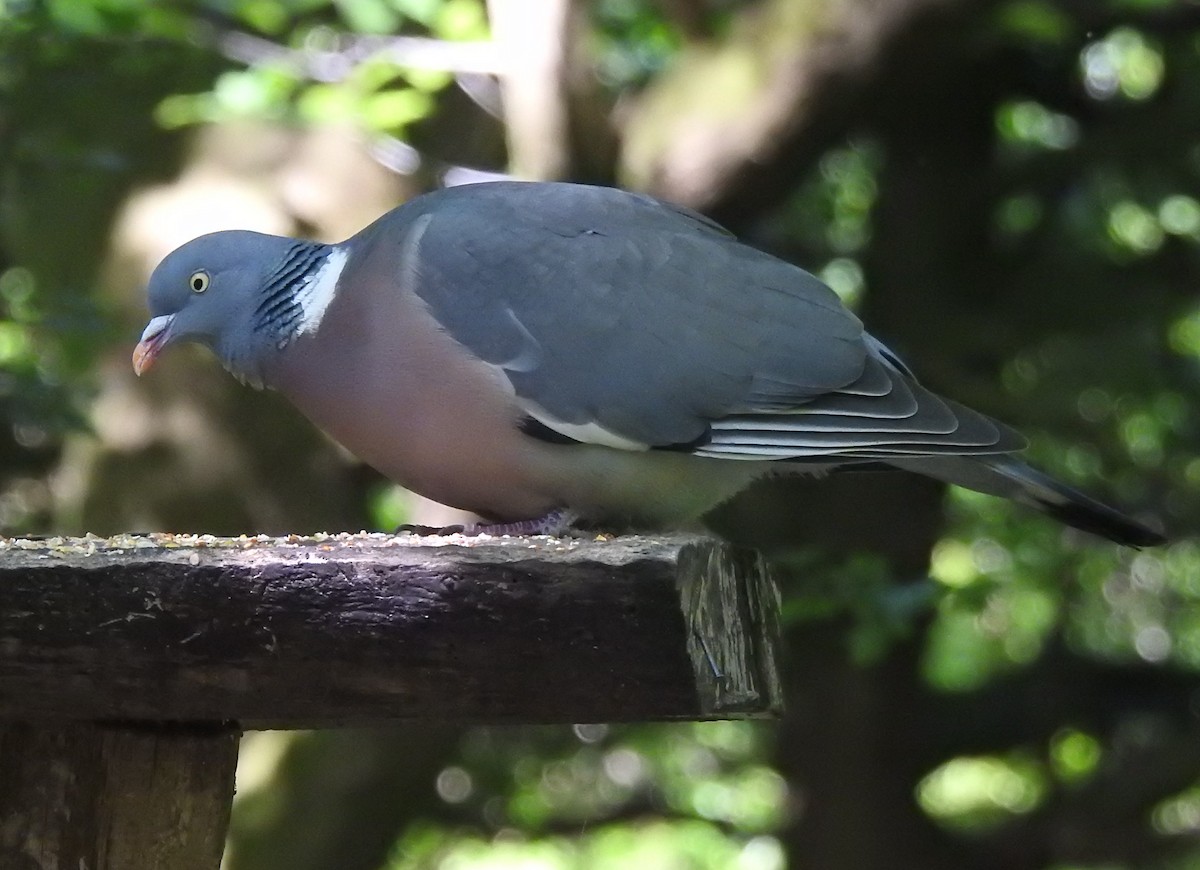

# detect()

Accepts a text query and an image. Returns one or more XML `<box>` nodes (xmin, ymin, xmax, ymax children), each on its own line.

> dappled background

<box><xmin>1</xmin><ymin>0</ymin><xmax>1198</xmax><ymax>867</ymax></box>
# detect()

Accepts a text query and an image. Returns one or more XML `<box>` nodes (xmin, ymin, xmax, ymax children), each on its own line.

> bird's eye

<box><xmin>190</xmin><ymin>271</ymin><xmax>210</xmax><ymax>293</ymax></box>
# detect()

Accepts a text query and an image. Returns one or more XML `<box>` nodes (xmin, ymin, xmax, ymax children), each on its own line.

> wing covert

<box><xmin>401</xmin><ymin>182</ymin><xmax>867</xmax><ymax>447</ymax></box>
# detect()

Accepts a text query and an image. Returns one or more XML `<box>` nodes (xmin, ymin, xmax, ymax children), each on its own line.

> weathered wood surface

<box><xmin>0</xmin><ymin>721</ymin><xmax>239</xmax><ymax>870</ymax></box>
<box><xmin>0</xmin><ymin>533</ymin><xmax>782</xmax><ymax>726</ymax></box>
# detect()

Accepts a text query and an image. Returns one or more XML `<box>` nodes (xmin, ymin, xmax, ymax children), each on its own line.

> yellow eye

<box><xmin>189</xmin><ymin>271</ymin><xmax>210</xmax><ymax>293</ymax></box>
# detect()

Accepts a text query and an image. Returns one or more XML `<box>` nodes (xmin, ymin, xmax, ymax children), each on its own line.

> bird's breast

<box><xmin>265</xmin><ymin>275</ymin><xmax>558</xmax><ymax>519</ymax></box>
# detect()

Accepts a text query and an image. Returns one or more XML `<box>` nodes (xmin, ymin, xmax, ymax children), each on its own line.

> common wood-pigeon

<box><xmin>133</xmin><ymin>181</ymin><xmax>1164</xmax><ymax>546</ymax></box>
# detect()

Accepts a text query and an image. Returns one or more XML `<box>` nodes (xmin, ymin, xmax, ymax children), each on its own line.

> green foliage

<box><xmin>379</xmin><ymin>721</ymin><xmax>785</xmax><ymax>869</ymax></box>
<box><xmin>0</xmin><ymin>265</ymin><xmax>82</xmax><ymax>530</ymax></box>
<box><xmin>996</xmin><ymin>100</ymin><xmax>1080</xmax><ymax>151</ymax></box>
<box><xmin>2</xmin><ymin>0</ymin><xmax>484</xmax><ymax>137</ymax></box>
<box><xmin>774</xmin><ymin>140</ymin><xmax>881</xmax><ymax>259</ymax></box>
<box><xmin>1049</xmin><ymin>728</ymin><xmax>1103</xmax><ymax>783</ymax></box>
<box><xmin>782</xmin><ymin>550</ymin><xmax>936</xmax><ymax>665</ymax></box>
<box><xmin>994</xmin><ymin>1</ymin><xmax>1074</xmax><ymax>46</ymax></box>
<box><xmin>590</xmin><ymin>0</ymin><xmax>682</xmax><ymax>90</ymax></box>
<box><xmin>368</xmin><ymin>482</ymin><xmax>411</xmax><ymax>530</ymax></box>
<box><xmin>387</xmin><ymin>819</ymin><xmax>784</xmax><ymax>870</ymax></box>
<box><xmin>762</xmin><ymin>139</ymin><xmax>881</xmax><ymax>311</ymax></box>
<box><xmin>1081</xmin><ymin>27</ymin><xmax>1165</xmax><ymax>101</ymax></box>
<box><xmin>153</xmin><ymin>0</ymin><xmax>486</xmax><ymax>135</ymax></box>
<box><xmin>918</xmin><ymin>752</ymin><xmax>1048</xmax><ymax>832</ymax></box>
<box><xmin>925</xmin><ymin>513</ymin><xmax>1066</xmax><ymax>692</ymax></box>
<box><xmin>0</xmin><ymin>3</ymin><xmax>225</xmax><ymax>532</ymax></box>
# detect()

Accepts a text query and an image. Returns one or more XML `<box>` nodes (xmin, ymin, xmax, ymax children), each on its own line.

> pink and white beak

<box><xmin>132</xmin><ymin>314</ymin><xmax>175</xmax><ymax>376</ymax></box>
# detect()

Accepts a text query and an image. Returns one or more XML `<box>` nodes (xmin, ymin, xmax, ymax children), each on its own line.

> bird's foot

<box><xmin>397</xmin><ymin>508</ymin><xmax>579</xmax><ymax>538</ymax></box>
<box><xmin>464</xmin><ymin>508</ymin><xmax>580</xmax><ymax>537</ymax></box>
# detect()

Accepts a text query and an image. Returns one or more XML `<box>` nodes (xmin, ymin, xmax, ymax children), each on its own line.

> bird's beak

<box><xmin>132</xmin><ymin>314</ymin><xmax>176</xmax><ymax>376</ymax></box>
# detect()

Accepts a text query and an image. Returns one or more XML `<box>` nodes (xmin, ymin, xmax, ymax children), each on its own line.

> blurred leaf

<box><xmin>368</xmin><ymin>483</ymin><xmax>410</xmax><ymax>530</ymax></box>
<box><xmin>1154</xmin><ymin>781</ymin><xmax>1200</xmax><ymax>837</ymax></box>
<box><xmin>996</xmin><ymin>100</ymin><xmax>1079</xmax><ymax>150</ymax></box>
<box><xmin>335</xmin><ymin>0</ymin><xmax>400</xmax><ymax>34</ymax></box>
<box><xmin>237</xmin><ymin>0</ymin><xmax>291</xmax><ymax>34</ymax></box>
<box><xmin>1081</xmin><ymin>27</ymin><xmax>1165</xmax><ymax>101</ymax></box>
<box><xmin>591</xmin><ymin>0</ymin><xmax>682</xmax><ymax>89</ymax></box>
<box><xmin>1170</xmin><ymin>304</ymin><xmax>1200</xmax><ymax>357</ymax></box>
<box><xmin>918</xmin><ymin>753</ymin><xmax>1048</xmax><ymax>832</ymax></box>
<box><xmin>994</xmin><ymin>0</ymin><xmax>1073</xmax><ymax>45</ymax></box>
<box><xmin>393</xmin><ymin>0</ymin><xmax>442</xmax><ymax>27</ymax></box>
<box><xmin>364</xmin><ymin>87</ymin><xmax>432</xmax><ymax>130</ymax></box>
<box><xmin>1049</xmin><ymin>728</ymin><xmax>1102</xmax><ymax>784</ymax></box>
<box><xmin>297</xmin><ymin>81</ymin><xmax>358</xmax><ymax>123</ymax></box>
<box><xmin>434</xmin><ymin>0</ymin><xmax>488</xmax><ymax>40</ymax></box>
<box><xmin>387</xmin><ymin>819</ymin><xmax>782</xmax><ymax>870</ymax></box>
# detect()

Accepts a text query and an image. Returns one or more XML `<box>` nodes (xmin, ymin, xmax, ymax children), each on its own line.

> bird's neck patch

<box><xmin>252</xmin><ymin>242</ymin><xmax>348</xmax><ymax>351</ymax></box>
<box><xmin>294</xmin><ymin>247</ymin><xmax>348</xmax><ymax>336</ymax></box>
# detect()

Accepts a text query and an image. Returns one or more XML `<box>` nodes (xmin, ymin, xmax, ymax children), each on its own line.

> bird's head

<box><xmin>133</xmin><ymin>230</ymin><xmax>341</xmax><ymax>386</ymax></box>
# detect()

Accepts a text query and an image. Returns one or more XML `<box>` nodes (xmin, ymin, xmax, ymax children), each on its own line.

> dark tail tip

<box><xmin>990</xmin><ymin>457</ymin><xmax>1167</xmax><ymax>548</ymax></box>
<box><xmin>1035</xmin><ymin>495</ymin><xmax>1167</xmax><ymax>549</ymax></box>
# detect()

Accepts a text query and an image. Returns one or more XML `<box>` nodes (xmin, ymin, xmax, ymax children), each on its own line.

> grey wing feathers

<box><xmin>399</xmin><ymin>181</ymin><xmax>1025</xmax><ymax>461</ymax></box>
<box><xmin>402</xmin><ymin>182</ymin><xmax>864</xmax><ymax>446</ymax></box>
<box><xmin>697</xmin><ymin>349</ymin><xmax>1027</xmax><ymax>459</ymax></box>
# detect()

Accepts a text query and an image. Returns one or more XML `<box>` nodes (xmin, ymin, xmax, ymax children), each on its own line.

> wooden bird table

<box><xmin>0</xmin><ymin>532</ymin><xmax>782</xmax><ymax>869</ymax></box>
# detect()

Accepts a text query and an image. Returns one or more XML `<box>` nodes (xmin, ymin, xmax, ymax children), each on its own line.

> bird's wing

<box><xmin>399</xmin><ymin>181</ymin><xmax>1023</xmax><ymax>458</ymax></box>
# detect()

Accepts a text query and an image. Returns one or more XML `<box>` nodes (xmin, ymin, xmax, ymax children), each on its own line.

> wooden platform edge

<box><xmin>0</xmin><ymin>532</ymin><xmax>784</xmax><ymax>725</ymax></box>
<box><xmin>678</xmin><ymin>542</ymin><xmax>783</xmax><ymax>716</ymax></box>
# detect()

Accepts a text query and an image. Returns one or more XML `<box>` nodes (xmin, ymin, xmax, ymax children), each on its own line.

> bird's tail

<box><xmin>890</xmin><ymin>455</ymin><xmax>1166</xmax><ymax>548</ymax></box>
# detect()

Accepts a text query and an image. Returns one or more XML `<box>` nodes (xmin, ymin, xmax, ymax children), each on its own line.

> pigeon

<box><xmin>133</xmin><ymin>181</ymin><xmax>1164</xmax><ymax>547</ymax></box>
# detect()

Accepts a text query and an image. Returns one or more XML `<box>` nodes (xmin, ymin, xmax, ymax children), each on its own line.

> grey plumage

<box><xmin>134</xmin><ymin>181</ymin><xmax>1164</xmax><ymax>547</ymax></box>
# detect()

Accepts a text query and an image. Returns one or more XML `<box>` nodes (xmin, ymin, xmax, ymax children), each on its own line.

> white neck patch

<box><xmin>294</xmin><ymin>247</ymin><xmax>349</xmax><ymax>335</ymax></box>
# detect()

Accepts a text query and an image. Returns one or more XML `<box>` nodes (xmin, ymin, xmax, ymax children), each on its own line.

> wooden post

<box><xmin>0</xmin><ymin>532</ymin><xmax>782</xmax><ymax>868</ymax></box>
<box><xmin>0</xmin><ymin>722</ymin><xmax>238</xmax><ymax>869</ymax></box>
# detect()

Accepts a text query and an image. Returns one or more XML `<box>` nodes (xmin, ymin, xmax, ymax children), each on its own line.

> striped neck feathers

<box><xmin>253</xmin><ymin>241</ymin><xmax>348</xmax><ymax>347</ymax></box>
<box><xmin>225</xmin><ymin>242</ymin><xmax>348</xmax><ymax>388</ymax></box>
